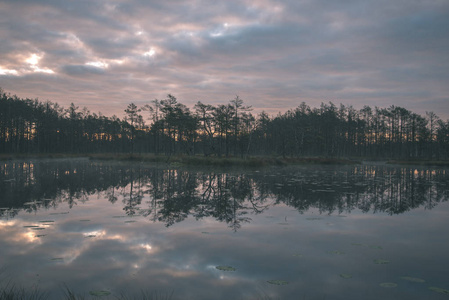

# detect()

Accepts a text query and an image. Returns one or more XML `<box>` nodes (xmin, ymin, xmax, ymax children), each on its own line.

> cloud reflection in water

<box><xmin>0</xmin><ymin>160</ymin><xmax>448</xmax><ymax>299</ymax></box>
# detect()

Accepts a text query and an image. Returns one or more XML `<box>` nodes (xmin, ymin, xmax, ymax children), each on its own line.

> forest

<box><xmin>1</xmin><ymin>87</ymin><xmax>448</xmax><ymax>159</ymax></box>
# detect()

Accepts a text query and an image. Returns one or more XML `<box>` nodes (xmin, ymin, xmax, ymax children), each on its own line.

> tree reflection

<box><xmin>1</xmin><ymin>160</ymin><xmax>448</xmax><ymax>230</ymax></box>
<box><xmin>121</xmin><ymin>167</ymin><xmax>144</xmax><ymax>216</ymax></box>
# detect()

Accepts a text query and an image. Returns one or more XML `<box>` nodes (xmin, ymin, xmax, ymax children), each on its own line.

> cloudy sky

<box><xmin>1</xmin><ymin>0</ymin><xmax>448</xmax><ymax>119</ymax></box>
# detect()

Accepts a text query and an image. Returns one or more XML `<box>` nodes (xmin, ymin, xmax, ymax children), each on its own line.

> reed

<box><xmin>0</xmin><ymin>282</ymin><xmax>47</xmax><ymax>300</ymax></box>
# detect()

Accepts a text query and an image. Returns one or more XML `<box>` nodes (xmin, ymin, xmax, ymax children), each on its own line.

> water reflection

<box><xmin>1</xmin><ymin>159</ymin><xmax>448</xmax><ymax>230</ymax></box>
<box><xmin>1</xmin><ymin>159</ymin><xmax>449</xmax><ymax>299</ymax></box>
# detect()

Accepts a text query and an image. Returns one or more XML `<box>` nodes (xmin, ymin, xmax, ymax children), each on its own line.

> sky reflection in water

<box><xmin>1</xmin><ymin>159</ymin><xmax>449</xmax><ymax>299</ymax></box>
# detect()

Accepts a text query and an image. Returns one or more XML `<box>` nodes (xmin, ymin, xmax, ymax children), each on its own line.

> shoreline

<box><xmin>386</xmin><ymin>160</ymin><xmax>449</xmax><ymax>167</ymax></box>
<box><xmin>1</xmin><ymin>153</ymin><xmax>448</xmax><ymax>167</ymax></box>
<box><xmin>0</xmin><ymin>153</ymin><xmax>360</xmax><ymax>167</ymax></box>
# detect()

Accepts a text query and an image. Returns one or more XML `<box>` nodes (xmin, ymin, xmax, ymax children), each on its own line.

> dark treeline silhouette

<box><xmin>1</xmin><ymin>160</ymin><xmax>448</xmax><ymax>231</ymax></box>
<box><xmin>1</xmin><ymin>88</ymin><xmax>449</xmax><ymax>159</ymax></box>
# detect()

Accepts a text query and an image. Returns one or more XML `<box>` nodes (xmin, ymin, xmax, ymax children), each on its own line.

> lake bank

<box><xmin>88</xmin><ymin>153</ymin><xmax>362</xmax><ymax>167</ymax></box>
<box><xmin>2</xmin><ymin>153</ymin><xmax>448</xmax><ymax>167</ymax></box>
<box><xmin>386</xmin><ymin>159</ymin><xmax>449</xmax><ymax>167</ymax></box>
<box><xmin>0</xmin><ymin>153</ymin><xmax>360</xmax><ymax>167</ymax></box>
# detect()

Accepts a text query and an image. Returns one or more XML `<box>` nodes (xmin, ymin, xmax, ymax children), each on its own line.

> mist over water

<box><xmin>1</xmin><ymin>159</ymin><xmax>449</xmax><ymax>299</ymax></box>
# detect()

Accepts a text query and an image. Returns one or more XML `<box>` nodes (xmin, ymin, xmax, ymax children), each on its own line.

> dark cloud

<box><xmin>0</xmin><ymin>0</ymin><xmax>448</xmax><ymax>119</ymax></box>
<box><xmin>61</xmin><ymin>65</ymin><xmax>106</xmax><ymax>76</ymax></box>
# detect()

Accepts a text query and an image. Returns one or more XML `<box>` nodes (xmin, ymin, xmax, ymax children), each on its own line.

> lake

<box><xmin>1</xmin><ymin>158</ymin><xmax>449</xmax><ymax>299</ymax></box>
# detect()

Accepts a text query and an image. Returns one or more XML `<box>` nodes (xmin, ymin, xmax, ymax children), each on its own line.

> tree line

<box><xmin>1</xmin><ymin>87</ymin><xmax>448</xmax><ymax>159</ymax></box>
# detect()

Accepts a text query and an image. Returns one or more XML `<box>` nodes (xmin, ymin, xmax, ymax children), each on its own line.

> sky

<box><xmin>1</xmin><ymin>0</ymin><xmax>448</xmax><ymax>120</ymax></box>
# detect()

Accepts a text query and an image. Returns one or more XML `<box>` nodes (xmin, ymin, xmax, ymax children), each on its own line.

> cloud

<box><xmin>61</xmin><ymin>64</ymin><xmax>106</xmax><ymax>76</ymax></box>
<box><xmin>0</xmin><ymin>0</ymin><xmax>448</xmax><ymax>119</ymax></box>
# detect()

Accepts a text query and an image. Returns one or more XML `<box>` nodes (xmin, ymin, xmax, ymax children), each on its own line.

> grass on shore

<box><xmin>0</xmin><ymin>283</ymin><xmax>174</xmax><ymax>300</ymax></box>
<box><xmin>0</xmin><ymin>284</ymin><xmax>47</xmax><ymax>300</ymax></box>
<box><xmin>89</xmin><ymin>153</ymin><xmax>362</xmax><ymax>167</ymax></box>
<box><xmin>0</xmin><ymin>275</ymin><xmax>47</xmax><ymax>300</ymax></box>
<box><xmin>0</xmin><ymin>153</ymin><xmax>360</xmax><ymax>167</ymax></box>
<box><xmin>2</xmin><ymin>152</ymin><xmax>449</xmax><ymax>167</ymax></box>
<box><xmin>0</xmin><ymin>153</ymin><xmax>90</xmax><ymax>160</ymax></box>
<box><xmin>386</xmin><ymin>159</ymin><xmax>449</xmax><ymax>167</ymax></box>
<box><xmin>62</xmin><ymin>287</ymin><xmax>174</xmax><ymax>300</ymax></box>
<box><xmin>0</xmin><ymin>285</ymin><xmax>276</xmax><ymax>300</ymax></box>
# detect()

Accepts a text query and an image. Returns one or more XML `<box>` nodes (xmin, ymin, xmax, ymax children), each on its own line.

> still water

<box><xmin>1</xmin><ymin>159</ymin><xmax>449</xmax><ymax>299</ymax></box>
